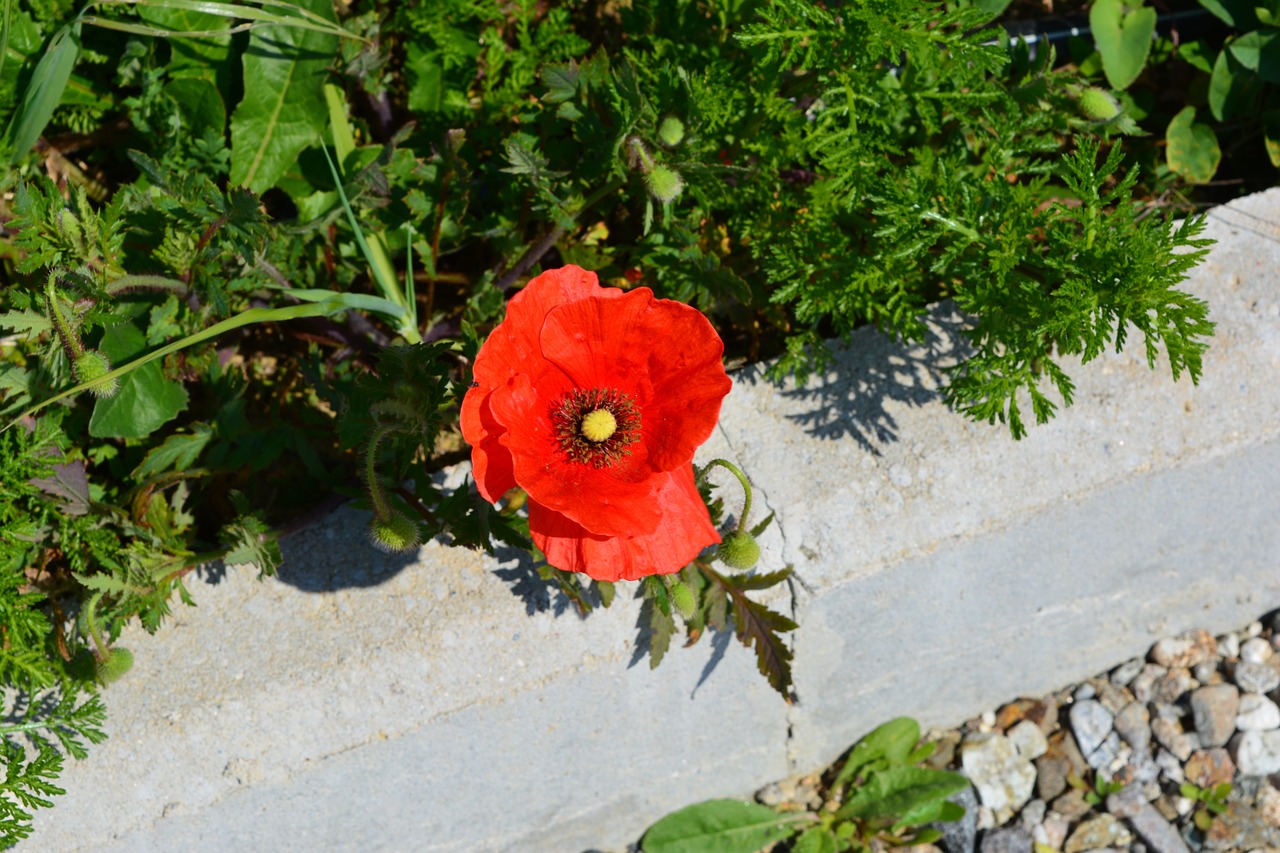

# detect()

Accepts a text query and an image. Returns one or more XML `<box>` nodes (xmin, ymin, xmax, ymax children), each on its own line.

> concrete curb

<box><xmin>22</xmin><ymin>189</ymin><xmax>1280</xmax><ymax>852</ymax></box>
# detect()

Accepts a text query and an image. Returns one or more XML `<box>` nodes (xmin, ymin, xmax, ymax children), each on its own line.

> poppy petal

<box><xmin>460</xmin><ymin>388</ymin><xmax>516</xmax><ymax>504</ymax></box>
<box><xmin>540</xmin><ymin>289</ymin><xmax>731</xmax><ymax>471</ymax></box>
<box><xmin>491</xmin><ymin>372</ymin><xmax>662</xmax><ymax>538</ymax></box>
<box><xmin>530</xmin><ymin>466</ymin><xmax>719</xmax><ymax>581</ymax></box>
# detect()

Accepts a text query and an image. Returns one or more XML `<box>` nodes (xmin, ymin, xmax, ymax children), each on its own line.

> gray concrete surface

<box><xmin>21</xmin><ymin>189</ymin><xmax>1280</xmax><ymax>852</ymax></box>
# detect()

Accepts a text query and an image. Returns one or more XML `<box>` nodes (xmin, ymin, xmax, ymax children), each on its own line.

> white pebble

<box><xmin>1175</xmin><ymin>796</ymin><xmax>1195</xmax><ymax>816</ymax></box>
<box><xmin>1242</xmin><ymin>637</ymin><xmax>1274</xmax><ymax>664</ymax></box>
<box><xmin>980</xmin><ymin>709</ymin><xmax>996</xmax><ymax>728</ymax></box>
<box><xmin>1220</xmin><ymin>634</ymin><xmax>1241</xmax><ymax>659</ymax></box>
<box><xmin>1238</xmin><ymin>694</ymin><xmax>1280</xmax><ymax>731</ymax></box>
<box><xmin>1248</xmin><ymin>621</ymin><xmax>1264</xmax><ymax>638</ymax></box>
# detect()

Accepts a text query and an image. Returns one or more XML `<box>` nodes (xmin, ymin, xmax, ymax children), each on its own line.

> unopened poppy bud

<box><xmin>370</xmin><ymin>512</ymin><xmax>420</xmax><ymax>553</ymax></box>
<box><xmin>670</xmin><ymin>581</ymin><xmax>697</xmax><ymax>619</ymax></box>
<box><xmin>1079</xmin><ymin>88</ymin><xmax>1120</xmax><ymax>122</ymax></box>
<box><xmin>657</xmin><ymin>116</ymin><xmax>685</xmax><ymax>148</ymax></box>
<box><xmin>717</xmin><ymin>530</ymin><xmax>760</xmax><ymax>570</ymax></box>
<box><xmin>74</xmin><ymin>350</ymin><xmax>118</xmax><ymax>397</ymax></box>
<box><xmin>95</xmin><ymin>647</ymin><xmax>134</xmax><ymax>685</ymax></box>
<box><xmin>645</xmin><ymin>165</ymin><xmax>684</xmax><ymax>203</ymax></box>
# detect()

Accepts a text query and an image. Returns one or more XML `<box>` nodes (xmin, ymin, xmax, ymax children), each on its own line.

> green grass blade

<box><xmin>6</xmin><ymin>301</ymin><xmax>342</xmax><ymax>429</ymax></box>
<box><xmin>4</xmin><ymin>21</ymin><xmax>81</xmax><ymax>160</ymax></box>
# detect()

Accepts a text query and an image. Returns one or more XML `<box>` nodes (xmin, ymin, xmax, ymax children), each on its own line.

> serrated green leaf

<box><xmin>229</xmin><ymin>0</ymin><xmax>338</xmax><ymax>192</ymax></box>
<box><xmin>132</xmin><ymin>425</ymin><xmax>214</xmax><ymax>478</ymax></box>
<box><xmin>0</xmin><ymin>309</ymin><xmax>50</xmax><ymax>337</ymax></box>
<box><xmin>641</xmin><ymin>799</ymin><xmax>803</xmax><ymax>853</ymax></box>
<box><xmin>1090</xmin><ymin>0</ymin><xmax>1155</xmax><ymax>90</ymax></box>
<box><xmin>1166</xmin><ymin>106</ymin><xmax>1221</xmax><ymax>184</ymax></box>
<box><xmin>541</xmin><ymin>61</ymin><xmax>579</xmax><ymax>103</ymax></box>
<box><xmin>89</xmin><ymin>324</ymin><xmax>189</xmax><ymax>440</ymax></box>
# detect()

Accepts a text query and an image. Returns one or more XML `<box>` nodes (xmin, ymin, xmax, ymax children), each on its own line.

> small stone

<box><xmin>1065</xmin><ymin>814</ymin><xmax>1134</xmax><ymax>853</ymax></box>
<box><xmin>1243</xmin><ymin>638</ymin><xmax>1274</xmax><ymax>665</ymax></box>
<box><xmin>1239</xmin><ymin>695</ymin><xmax>1280</xmax><ymax>732</ymax></box>
<box><xmin>1154</xmin><ymin>794</ymin><xmax>1182</xmax><ymax>821</ymax></box>
<box><xmin>927</xmin><ymin>730</ymin><xmax>963</xmax><ymax>770</ymax></box>
<box><xmin>1152</xmin><ymin>718</ymin><xmax>1196</xmax><ymax>762</ymax></box>
<box><xmin>1257</xmin><ymin>784</ymin><xmax>1280</xmax><ymax>829</ymax></box>
<box><xmin>1051</xmin><ymin>788</ymin><xmax>1092</xmax><ymax>821</ymax></box>
<box><xmin>1114</xmin><ymin>702</ymin><xmax>1152</xmax><ymax>751</ymax></box>
<box><xmin>961</xmin><ymin>734</ymin><xmax>1038</xmax><ymax>824</ymax></box>
<box><xmin>976</xmin><ymin>806</ymin><xmax>996</xmax><ymax>830</ymax></box>
<box><xmin>756</xmin><ymin>778</ymin><xmax>796</xmax><ymax>806</ymax></box>
<box><xmin>1220</xmin><ymin>634</ymin><xmax>1242</xmax><ymax>660</ymax></box>
<box><xmin>1184</xmin><ymin>748</ymin><xmax>1236</xmax><ymax>788</ymax></box>
<box><xmin>1075</xmin><ymin>683</ymin><xmax>1097</xmax><ymax>701</ymax></box>
<box><xmin>1036</xmin><ymin>756</ymin><xmax>1072</xmax><ymax>802</ymax></box>
<box><xmin>1038</xmin><ymin>814</ymin><xmax>1069</xmax><ymax>850</ymax></box>
<box><xmin>1151</xmin><ymin>702</ymin><xmax>1187</xmax><ymax>721</ymax></box>
<box><xmin>1107</xmin><ymin>780</ymin><xmax>1147</xmax><ymax>817</ymax></box>
<box><xmin>1205</xmin><ymin>802</ymin><xmax>1280</xmax><ymax>852</ymax></box>
<box><xmin>1132</xmin><ymin>664</ymin><xmax>1169</xmax><ymax>704</ymax></box>
<box><xmin>1115</xmin><ymin>754</ymin><xmax>1162</xmax><ymax>786</ymax></box>
<box><xmin>1155</xmin><ymin>749</ymin><xmax>1186</xmax><ymax>784</ymax></box>
<box><xmin>1008</xmin><ymin>720</ymin><xmax>1049</xmax><ymax>761</ymax></box>
<box><xmin>1152</xmin><ymin>667</ymin><xmax>1199</xmax><ymax>703</ymax></box>
<box><xmin>1191</xmin><ymin>684</ymin><xmax>1242</xmax><ymax>747</ymax></box>
<box><xmin>1092</xmin><ymin>680</ymin><xmax>1135</xmax><ymax>715</ymax></box>
<box><xmin>1113</xmin><ymin>659</ymin><xmax>1145</xmax><ymax>687</ymax></box>
<box><xmin>1235</xmin><ymin>661</ymin><xmax>1280</xmax><ymax>694</ymax></box>
<box><xmin>1234</xmin><ymin>731</ymin><xmax>1280</xmax><ymax>776</ymax></box>
<box><xmin>1249</xmin><ymin>621</ymin><xmax>1264</xmax><ymax>637</ymax></box>
<box><xmin>936</xmin><ymin>785</ymin><xmax>979</xmax><ymax>853</ymax></box>
<box><xmin>980</xmin><ymin>825</ymin><xmax>1032</xmax><ymax>853</ymax></box>
<box><xmin>1151</xmin><ymin>630</ymin><xmax>1218</xmax><ymax>668</ymax></box>
<box><xmin>1127</xmin><ymin>801</ymin><xmax>1194</xmax><ymax>853</ymax></box>
<box><xmin>1085</xmin><ymin>732</ymin><xmax>1129</xmax><ymax>774</ymax></box>
<box><xmin>981</xmin><ymin>709</ymin><xmax>997</xmax><ymax>728</ymax></box>
<box><xmin>1020</xmin><ymin>798</ymin><xmax>1047</xmax><ymax>829</ymax></box>
<box><xmin>1194</xmin><ymin>660</ymin><xmax>1224</xmax><ymax>684</ymax></box>
<box><xmin>1071</xmin><ymin>700</ymin><xmax>1115</xmax><ymax>758</ymax></box>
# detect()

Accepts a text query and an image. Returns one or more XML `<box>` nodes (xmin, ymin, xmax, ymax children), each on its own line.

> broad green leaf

<box><xmin>641</xmin><ymin>800</ymin><xmax>803</xmax><ymax>853</ymax></box>
<box><xmin>1178</xmin><ymin>40</ymin><xmax>1215</xmax><ymax>74</ymax></box>
<box><xmin>835</xmin><ymin>766</ymin><xmax>969</xmax><ymax>822</ymax></box>
<box><xmin>166</xmin><ymin>76</ymin><xmax>225</xmax><ymax>137</ymax></box>
<box><xmin>90</xmin><ymin>324</ymin><xmax>189</xmax><ymax>439</ymax></box>
<box><xmin>1090</xmin><ymin>0</ymin><xmax>1156</xmax><ymax>90</ymax></box>
<box><xmin>229</xmin><ymin>0</ymin><xmax>338</xmax><ymax>193</ymax></box>
<box><xmin>1263</xmin><ymin>110</ymin><xmax>1280</xmax><ymax>166</ymax></box>
<box><xmin>1208</xmin><ymin>49</ymin><xmax>1259</xmax><ymax>122</ymax></box>
<box><xmin>137</xmin><ymin>5</ymin><xmax>232</xmax><ymax>85</ymax></box>
<box><xmin>1166</xmin><ymin>106</ymin><xmax>1221</xmax><ymax>183</ymax></box>
<box><xmin>835</xmin><ymin>717</ymin><xmax>921</xmax><ymax>786</ymax></box>
<box><xmin>541</xmin><ymin>61</ymin><xmax>580</xmax><ymax>103</ymax></box>
<box><xmin>1229</xmin><ymin>30</ymin><xmax>1280</xmax><ymax>83</ymax></box>
<box><xmin>4</xmin><ymin>21</ymin><xmax>80</xmax><ymax>160</ymax></box>
<box><xmin>406</xmin><ymin>45</ymin><xmax>445</xmax><ymax>114</ymax></box>
<box><xmin>792</xmin><ymin>826</ymin><xmax>839</xmax><ymax>853</ymax></box>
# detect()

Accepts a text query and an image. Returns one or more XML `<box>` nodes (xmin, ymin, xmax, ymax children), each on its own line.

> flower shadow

<box><xmin>491</xmin><ymin>544</ymin><xmax>591</xmax><ymax>618</ymax></box>
<box><xmin>759</xmin><ymin>306</ymin><xmax>971</xmax><ymax>452</ymax></box>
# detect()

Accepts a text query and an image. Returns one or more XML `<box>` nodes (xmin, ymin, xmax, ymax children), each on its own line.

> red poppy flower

<box><xmin>460</xmin><ymin>265</ymin><xmax>732</xmax><ymax>582</ymax></box>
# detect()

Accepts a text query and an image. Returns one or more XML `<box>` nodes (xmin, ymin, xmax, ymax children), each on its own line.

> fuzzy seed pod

<box><xmin>1079</xmin><ymin>88</ymin><xmax>1121</xmax><ymax>122</ymax></box>
<box><xmin>644</xmin><ymin>165</ymin><xmax>685</xmax><ymax>204</ymax></box>
<box><xmin>716</xmin><ymin>531</ymin><xmax>761</xmax><ymax>570</ymax></box>
<box><xmin>74</xmin><ymin>350</ymin><xmax>119</xmax><ymax>398</ymax></box>
<box><xmin>657</xmin><ymin>116</ymin><xmax>685</xmax><ymax>148</ymax></box>
<box><xmin>370</xmin><ymin>512</ymin><xmax>421</xmax><ymax>553</ymax></box>
<box><xmin>670</xmin><ymin>581</ymin><xmax>697</xmax><ymax>620</ymax></box>
<box><xmin>95</xmin><ymin>647</ymin><xmax>134</xmax><ymax>685</ymax></box>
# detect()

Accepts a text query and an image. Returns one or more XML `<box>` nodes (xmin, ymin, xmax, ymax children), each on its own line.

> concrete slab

<box><xmin>19</xmin><ymin>189</ymin><xmax>1280</xmax><ymax>851</ymax></box>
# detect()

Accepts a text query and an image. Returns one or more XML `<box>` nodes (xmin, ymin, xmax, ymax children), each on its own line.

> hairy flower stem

<box><xmin>45</xmin><ymin>271</ymin><xmax>85</xmax><ymax>361</ymax></box>
<box><xmin>364</xmin><ymin>425</ymin><xmax>396</xmax><ymax>521</ymax></box>
<box><xmin>701</xmin><ymin>458</ymin><xmax>753</xmax><ymax>535</ymax></box>
<box><xmin>83</xmin><ymin>591</ymin><xmax>109</xmax><ymax>658</ymax></box>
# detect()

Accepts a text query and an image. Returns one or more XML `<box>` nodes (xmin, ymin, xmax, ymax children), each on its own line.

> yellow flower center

<box><xmin>580</xmin><ymin>409</ymin><xmax>618</xmax><ymax>442</ymax></box>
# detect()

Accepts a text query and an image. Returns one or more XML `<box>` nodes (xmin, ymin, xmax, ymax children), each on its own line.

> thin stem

<box><xmin>82</xmin><ymin>591</ymin><xmax>107</xmax><ymax>658</ymax></box>
<box><xmin>45</xmin><ymin>271</ymin><xmax>84</xmax><ymax>361</ymax></box>
<box><xmin>700</xmin><ymin>458</ymin><xmax>753</xmax><ymax>535</ymax></box>
<box><xmin>364</xmin><ymin>426</ymin><xmax>394</xmax><ymax>520</ymax></box>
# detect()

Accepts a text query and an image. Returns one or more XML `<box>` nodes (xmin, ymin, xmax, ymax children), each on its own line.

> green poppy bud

<box><xmin>95</xmin><ymin>647</ymin><xmax>134</xmax><ymax>685</ymax></box>
<box><xmin>1079</xmin><ymin>88</ymin><xmax>1120</xmax><ymax>122</ymax></box>
<box><xmin>717</xmin><ymin>530</ymin><xmax>761</xmax><ymax>570</ymax></box>
<box><xmin>644</xmin><ymin>165</ymin><xmax>685</xmax><ymax>204</ymax></box>
<box><xmin>670</xmin><ymin>581</ymin><xmax>697</xmax><ymax>620</ymax></box>
<box><xmin>657</xmin><ymin>116</ymin><xmax>685</xmax><ymax>148</ymax></box>
<box><xmin>74</xmin><ymin>350</ymin><xmax>119</xmax><ymax>398</ymax></box>
<box><xmin>370</xmin><ymin>511</ymin><xmax>420</xmax><ymax>553</ymax></box>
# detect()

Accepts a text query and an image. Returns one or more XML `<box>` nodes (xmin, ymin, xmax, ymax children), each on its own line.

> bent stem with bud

<box><xmin>699</xmin><ymin>458</ymin><xmax>763</xmax><ymax>570</ymax></box>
